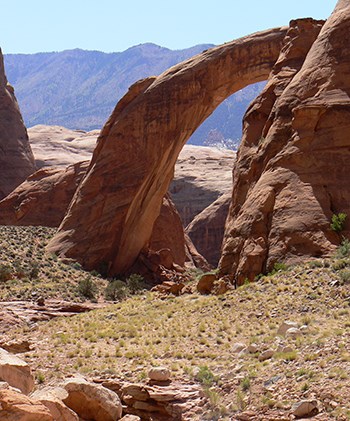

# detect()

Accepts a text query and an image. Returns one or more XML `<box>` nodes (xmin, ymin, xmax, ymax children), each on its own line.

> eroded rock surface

<box><xmin>28</xmin><ymin>125</ymin><xmax>98</xmax><ymax>168</ymax></box>
<box><xmin>186</xmin><ymin>193</ymin><xmax>231</xmax><ymax>266</ymax></box>
<box><xmin>0</xmin><ymin>49</ymin><xmax>35</xmax><ymax>199</ymax></box>
<box><xmin>170</xmin><ymin>146</ymin><xmax>235</xmax><ymax>226</ymax></box>
<box><xmin>0</xmin><ymin>161</ymin><xmax>88</xmax><ymax>227</ymax></box>
<box><xmin>47</xmin><ymin>26</ymin><xmax>288</xmax><ymax>275</ymax></box>
<box><xmin>0</xmin><ymin>388</ymin><xmax>53</xmax><ymax>421</ymax></box>
<box><xmin>218</xmin><ymin>15</ymin><xmax>349</xmax><ymax>283</ymax></box>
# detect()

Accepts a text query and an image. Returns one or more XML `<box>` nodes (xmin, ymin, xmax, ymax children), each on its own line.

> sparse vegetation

<box><xmin>1</xmin><ymin>225</ymin><xmax>350</xmax><ymax>419</ymax></box>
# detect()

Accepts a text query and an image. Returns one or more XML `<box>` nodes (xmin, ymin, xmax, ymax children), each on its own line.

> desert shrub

<box><xmin>105</xmin><ymin>280</ymin><xmax>129</xmax><ymax>301</ymax></box>
<box><xmin>332</xmin><ymin>259</ymin><xmax>349</xmax><ymax>271</ymax></box>
<box><xmin>0</xmin><ymin>264</ymin><xmax>13</xmax><ymax>282</ymax></box>
<box><xmin>267</xmin><ymin>262</ymin><xmax>288</xmax><ymax>276</ymax></box>
<box><xmin>77</xmin><ymin>277</ymin><xmax>98</xmax><ymax>300</ymax></box>
<box><xmin>195</xmin><ymin>365</ymin><xmax>218</xmax><ymax>387</ymax></box>
<box><xmin>331</xmin><ymin>213</ymin><xmax>347</xmax><ymax>233</ymax></box>
<box><xmin>337</xmin><ymin>238</ymin><xmax>350</xmax><ymax>257</ymax></box>
<box><xmin>126</xmin><ymin>273</ymin><xmax>146</xmax><ymax>293</ymax></box>
<box><xmin>339</xmin><ymin>269</ymin><xmax>350</xmax><ymax>284</ymax></box>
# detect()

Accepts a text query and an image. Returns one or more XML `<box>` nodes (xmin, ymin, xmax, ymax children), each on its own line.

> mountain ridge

<box><xmin>4</xmin><ymin>44</ymin><xmax>264</xmax><ymax>144</ymax></box>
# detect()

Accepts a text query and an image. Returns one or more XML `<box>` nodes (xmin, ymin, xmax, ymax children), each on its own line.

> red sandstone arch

<box><xmin>47</xmin><ymin>26</ymin><xmax>288</xmax><ymax>275</ymax></box>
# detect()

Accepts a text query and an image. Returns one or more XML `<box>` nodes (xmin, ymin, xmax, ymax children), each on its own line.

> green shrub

<box><xmin>105</xmin><ymin>280</ymin><xmax>129</xmax><ymax>301</ymax></box>
<box><xmin>337</xmin><ymin>238</ymin><xmax>350</xmax><ymax>257</ymax></box>
<box><xmin>267</xmin><ymin>262</ymin><xmax>288</xmax><ymax>276</ymax></box>
<box><xmin>195</xmin><ymin>365</ymin><xmax>218</xmax><ymax>387</ymax></box>
<box><xmin>78</xmin><ymin>277</ymin><xmax>98</xmax><ymax>300</ymax></box>
<box><xmin>331</xmin><ymin>213</ymin><xmax>347</xmax><ymax>233</ymax></box>
<box><xmin>240</xmin><ymin>376</ymin><xmax>251</xmax><ymax>391</ymax></box>
<box><xmin>126</xmin><ymin>274</ymin><xmax>145</xmax><ymax>293</ymax></box>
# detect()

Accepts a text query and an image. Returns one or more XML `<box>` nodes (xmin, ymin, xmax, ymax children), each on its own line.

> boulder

<box><xmin>62</xmin><ymin>377</ymin><xmax>122</xmax><ymax>421</ymax></box>
<box><xmin>0</xmin><ymin>348</ymin><xmax>34</xmax><ymax>395</ymax></box>
<box><xmin>148</xmin><ymin>367</ymin><xmax>171</xmax><ymax>382</ymax></box>
<box><xmin>0</xmin><ymin>49</ymin><xmax>35</xmax><ymax>200</ymax></box>
<box><xmin>291</xmin><ymin>400</ymin><xmax>318</xmax><ymax>418</ymax></box>
<box><xmin>186</xmin><ymin>193</ymin><xmax>231</xmax><ymax>266</ymax></box>
<box><xmin>258</xmin><ymin>349</ymin><xmax>274</xmax><ymax>362</ymax></box>
<box><xmin>46</xmin><ymin>25</ymin><xmax>288</xmax><ymax>276</ymax></box>
<box><xmin>219</xmin><ymin>9</ymin><xmax>350</xmax><ymax>283</ymax></box>
<box><xmin>30</xmin><ymin>387</ymin><xmax>78</xmax><ymax>421</ymax></box>
<box><xmin>196</xmin><ymin>273</ymin><xmax>217</xmax><ymax>294</ymax></box>
<box><xmin>0</xmin><ymin>388</ymin><xmax>53</xmax><ymax>421</ymax></box>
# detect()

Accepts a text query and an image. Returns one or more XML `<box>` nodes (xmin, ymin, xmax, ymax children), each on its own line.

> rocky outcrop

<box><xmin>0</xmin><ymin>49</ymin><xmax>35</xmax><ymax>200</ymax></box>
<box><xmin>30</xmin><ymin>387</ymin><xmax>79</xmax><ymax>421</ymax></box>
<box><xmin>0</xmin><ymin>387</ymin><xmax>53</xmax><ymax>421</ymax></box>
<box><xmin>0</xmin><ymin>348</ymin><xmax>34</xmax><ymax>395</ymax></box>
<box><xmin>186</xmin><ymin>193</ymin><xmax>231</xmax><ymax>266</ymax></box>
<box><xmin>0</xmin><ymin>161</ymin><xmax>88</xmax><ymax>227</ymax></box>
<box><xmin>62</xmin><ymin>377</ymin><xmax>122</xmax><ymax>421</ymax></box>
<box><xmin>219</xmin><ymin>11</ymin><xmax>350</xmax><ymax>283</ymax></box>
<box><xmin>47</xmin><ymin>26</ymin><xmax>288</xmax><ymax>275</ymax></box>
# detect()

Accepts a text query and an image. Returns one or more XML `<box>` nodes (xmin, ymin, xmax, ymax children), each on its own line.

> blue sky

<box><xmin>1</xmin><ymin>1</ymin><xmax>337</xmax><ymax>54</ymax></box>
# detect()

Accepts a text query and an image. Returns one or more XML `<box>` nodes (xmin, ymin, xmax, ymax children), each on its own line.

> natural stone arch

<box><xmin>47</xmin><ymin>26</ymin><xmax>288</xmax><ymax>275</ymax></box>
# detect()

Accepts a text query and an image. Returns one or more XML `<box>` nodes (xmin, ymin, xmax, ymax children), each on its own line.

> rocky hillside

<box><xmin>1</xmin><ymin>225</ymin><xmax>350</xmax><ymax>419</ymax></box>
<box><xmin>4</xmin><ymin>45</ymin><xmax>264</xmax><ymax>144</ymax></box>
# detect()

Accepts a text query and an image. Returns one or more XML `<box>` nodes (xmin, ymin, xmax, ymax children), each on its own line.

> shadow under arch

<box><xmin>47</xmin><ymin>26</ymin><xmax>288</xmax><ymax>275</ymax></box>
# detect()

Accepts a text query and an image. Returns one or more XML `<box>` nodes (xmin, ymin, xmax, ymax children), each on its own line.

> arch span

<box><xmin>47</xmin><ymin>26</ymin><xmax>288</xmax><ymax>275</ymax></box>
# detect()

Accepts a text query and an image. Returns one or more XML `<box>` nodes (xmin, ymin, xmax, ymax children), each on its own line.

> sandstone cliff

<box><xmin>0</xmin><ymin>49</ymin><xmax>35</xmax><ymax>199</ymax></box>
<box><xmin>219</xmin><ymin>10</ymin><xmax>350</xmax><ymax>283</ymax></box>
<box><xmin>186</xmin><ymin>193</ymin><xmax>231</xmax><ymax>267</ymax></box>
<box><xmin>47</xmin><ymin>27</ymin><xmax>287</xmax><ymax>275</ymax></box>
<box><xmin>170</xmin><ymin>146</ymin><xmax>235</xmax><ymax>226</ymax></box>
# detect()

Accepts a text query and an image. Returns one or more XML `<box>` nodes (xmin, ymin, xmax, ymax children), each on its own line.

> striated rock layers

<box><xmin>0</xmin><ymin>49</ymin><xmax>35</xmax><ymax>200</ymax></box>
<box><xmin>219</xmin><ymin>7</ymin><xmax>350</xmax><ymax>283</ymax></box>
<box><xmin>47</xmin><ymin>26</ymin><xmax>288</xmax><ymax>275</ymax></box>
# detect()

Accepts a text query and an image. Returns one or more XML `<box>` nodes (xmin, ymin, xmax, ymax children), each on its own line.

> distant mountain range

<box><xmin>4</xmin><ymin>44</ymin><xmax>264</xmax><ymax>147</ymax></box>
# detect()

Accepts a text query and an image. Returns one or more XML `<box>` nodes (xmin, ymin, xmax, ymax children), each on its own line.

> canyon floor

<box><xmin>1</xmin><ymin>226</ymin><xmax>350</xmax><ymax>420</ymax></box>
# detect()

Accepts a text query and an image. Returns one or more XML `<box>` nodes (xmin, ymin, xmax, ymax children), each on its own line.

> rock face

<box><xmin>186</xmin><ymin>193</ymin><xmax>231</xmax><ymax>266</ymax></box>
<box><xmin>29</xmin><ymin>124</ymin><xmax>234</xmax><ymax>229</ymax></box>
<box><xmin>0</xmin><ymin>161</ymin><xmax>88</xmax><ymax>227</ymax></box>
<box><xmin>28</xmin><ymin>125</ymin><xmax>98</xmax><ymax>168</ymax></box>
<box><xmin>0</xmin><ymin>49</ymin><xmax>35</xmax><ymax>200</ymax></box>
<box><xmin>30</xmin><ymin>387</ymin><xmax>79</xmax><ymax>421</ymax></box>
<box><xmin>0</xmin><ymin>164</ymin><xmax>208</xmax><ymax>273</ymax></box>
<box><xmin>47</xmin><ymin>27</ymin><xmax>287</xmax><ymax>276</ymax></box>
<box><xmin>219</xmin><ymin>8</ymin><xmax>350</xmax><ymax>283</ymax></box>
<box><xmin>170</xmin><ymin>146</ymin><xmax>235</xmax><ymax>226</ymax></box>
<box><xmin>0</xmin><ymin>348</ymin><xmax>34</xmax><ymax>395</ymax></box>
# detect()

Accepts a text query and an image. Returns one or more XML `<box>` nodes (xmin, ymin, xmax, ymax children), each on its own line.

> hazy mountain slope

<box><xmin>4</xmin><ymin>44</ymin><xmax>264</xmax><ymax>144</ymax></box>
